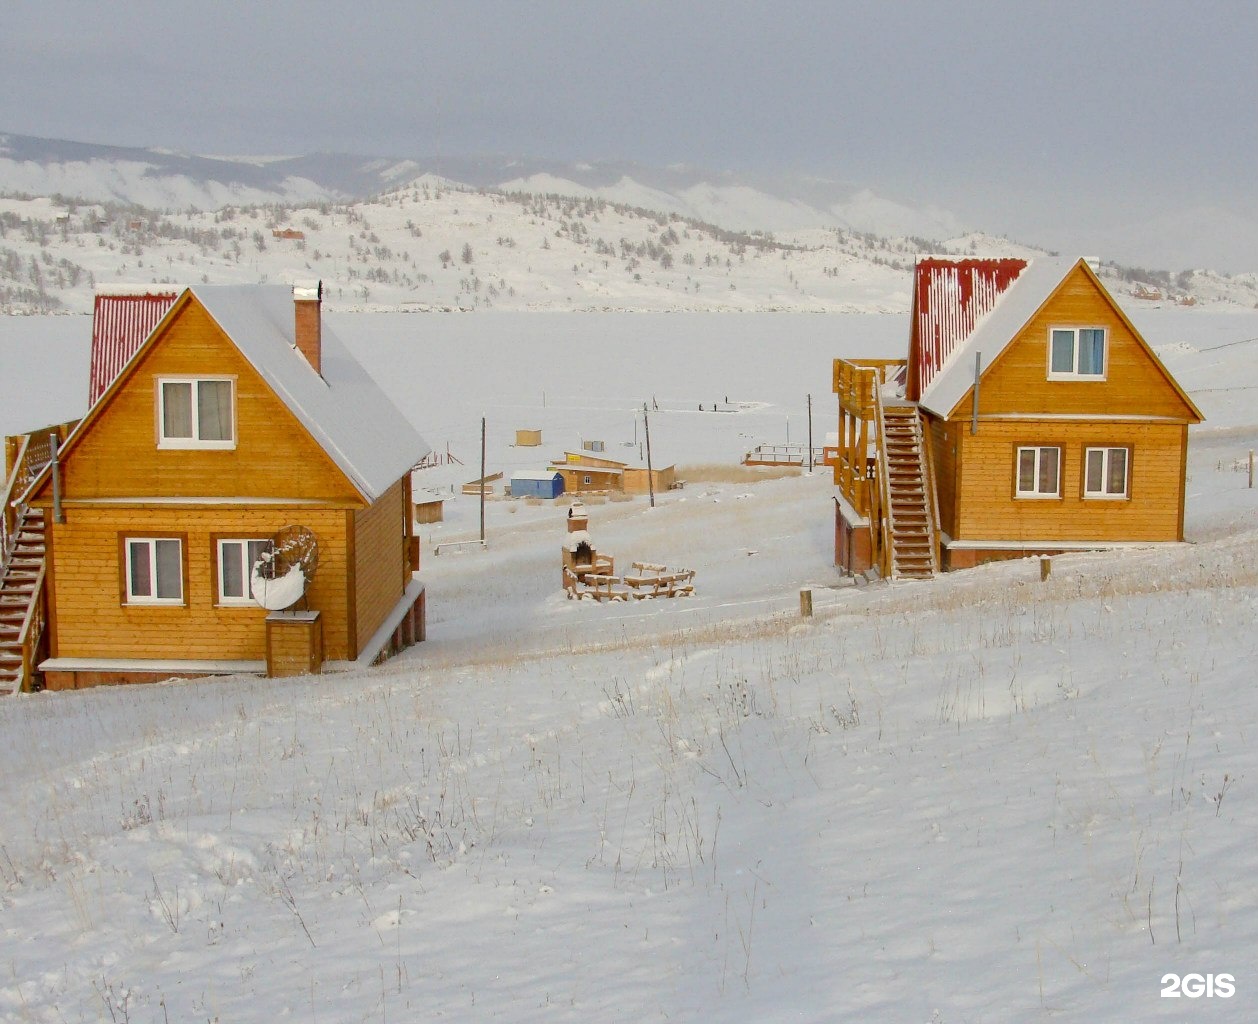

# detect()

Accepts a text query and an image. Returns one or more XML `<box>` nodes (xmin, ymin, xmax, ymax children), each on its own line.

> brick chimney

<box><xmin>293</xmin><ymin>280</ymin><xmax>322</xmax><ymax>374</ymax></box>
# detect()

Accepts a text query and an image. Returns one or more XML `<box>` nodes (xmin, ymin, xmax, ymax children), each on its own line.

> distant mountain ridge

<box><xmin>0</xmin><ymin>131</ymin><xmax>959</xmax><ymax>240</ymax></box>
<box><xmin>1</xmin><ymin>131</ymin><xmax>1254</xmax><ymax>316</ymax></box>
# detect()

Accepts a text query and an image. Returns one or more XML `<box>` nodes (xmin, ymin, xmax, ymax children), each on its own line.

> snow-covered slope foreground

<box><xmin>1</xmin><ymin>308</ymin><xmax>1257</xmax><ymax>1020</ymax></box>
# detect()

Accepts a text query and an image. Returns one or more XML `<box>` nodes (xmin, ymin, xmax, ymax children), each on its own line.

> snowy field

<box><xmin>1</xmin><ymin>307</ymin><xmax>1258</xmax><ymax>1021</ymax></box>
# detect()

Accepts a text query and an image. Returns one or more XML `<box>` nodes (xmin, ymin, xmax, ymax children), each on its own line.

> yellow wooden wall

<box><xmin>623</xmin><ymin>465</ymin><xmax>675</xmax><ymax>493</ymax></box>
<box><xmin>966</xmin><ymin>266</ymin><xmax>1197</xmax><ymax>421</ymax></box>
<box><xmin>931</xmin><ymin>264</ymin><xmax>1197</xmax><ymax>546</ymax></box>
<box><xmin>352</xmin><ymin>478</ymin><xmax>407</xmax><ymax>656</ymax></box>
<box><xmin>47</xmin><ymin>505</ymin><xmax>351</xmax><ymax>661</ymax></box>
<box><xmin>57</xmin><ymin>300</ymin><xmax>361</xmax><ymax>503</ymax></box>
<box><xmin>951</xmin><ymin>421</ymin><xmax>1187</xmax><ymax>542</ymax></box>
<box><xmin>556</xmin><ymin>467</ymin><xmax>621</xmax><ymax>492</ymax></box>
<box><xmin>926</xmin><ymin>417</ymin><xmax>959</xmax><ymax>537</ymax></box>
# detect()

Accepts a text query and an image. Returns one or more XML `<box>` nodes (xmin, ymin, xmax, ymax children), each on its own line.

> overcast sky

<box><xmin>3</xmin><ymin>1</ymin><xmax>1256</xmax><ymax>270</ymax></box>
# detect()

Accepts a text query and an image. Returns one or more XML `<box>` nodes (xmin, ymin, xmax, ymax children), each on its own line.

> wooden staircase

<box><xmin>0</xmin><ymin>506</ymin><xmax>47</xmax><ymax>694</ymax></box>
<box><xmin>877</xmin><ymin>403</ymin><xmax>940</xmax><ymax>580</ymax></box>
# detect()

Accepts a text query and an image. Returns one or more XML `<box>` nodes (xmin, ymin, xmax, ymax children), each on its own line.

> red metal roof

<box><xmin>89</xmin><ymin>291</ymin><xmax>179</xmax><ymax>406</ymax></box>
<box><xmin>908</xmin><ymin>258</ymin><xmax>1026</xmax><ymax>401</ymax></box>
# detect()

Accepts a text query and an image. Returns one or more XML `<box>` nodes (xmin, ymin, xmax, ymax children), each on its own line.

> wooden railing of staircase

<box><xmin>11</xmin><ymin>563</ymin><xmax>47</xmax><ymax>693</ymax></box>
<box><xmin>832</xmin><ymin>358</ymin><xmax>906</xmax><ymax>525</ymax></box>
<box><xmin>2</xmin><ymin>419</ymin><xmax>77</xmax><ymax>693</ymax></box>
<box><xmin>918</xmin><ymin>412</ymin><xmax>944</xmax><ymax>574</ymax></box>
<box><xmin>871</xmin><ymin>381</ymin><xmax>895</xmax><ymax>580</ymax></box>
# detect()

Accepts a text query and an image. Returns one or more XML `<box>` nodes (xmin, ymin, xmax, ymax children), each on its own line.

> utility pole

<box><xmin>643</xmin><ymin>403</ymin><xmax>656</xmax><ymax>508</ymax></box>
<box><xmin>807</xmin><ymin>393</ymin><xmax>814</xmax><ymax>473</ymax></box>
<box><xmin>479</xmin><ymin>415</ymin><xmax>486</xmax><ymax>543</ymax></box>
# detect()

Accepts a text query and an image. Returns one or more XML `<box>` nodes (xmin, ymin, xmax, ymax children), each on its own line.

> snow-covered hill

<box><xmin>2</xmin><ymin>131</ymin><xmax>1257</xmax><ymax>315</ymax></box>
<box><xmin>3</xmin><ymin>181</ymin><xmax>1256</xmax><ymax>317</ymax></box>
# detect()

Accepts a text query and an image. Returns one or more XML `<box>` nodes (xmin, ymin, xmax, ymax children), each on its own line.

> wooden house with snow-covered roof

<box><xmin>3</xmin><ymin>281</ymin><xmax>428</xmax><ymax>691</ymax></box>
<box><xmin>832</xmin><ymin>257</ymin><xmax>1202</xmax><ymax>578</ymax></box>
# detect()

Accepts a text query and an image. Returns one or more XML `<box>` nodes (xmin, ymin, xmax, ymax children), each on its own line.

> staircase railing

<box><xmin>871</xmin><ymin>382</ymin><xmax>895</xmax><ymax>580</ymax></box>
<box><xmin>917</xmin><ymin>411</ymin><xmax>944</xmax><ymax>575</ymax></box>
<box><xmin>3</xmin><ymin>421</ymin><xmax>74</xmax><ymax>694</ymax></box>
<box><xmin>2</xmin><ymin>434</ymin><xmax>35</xmax><ymax>565</ymax></box>
<box><xmin>12</xmin><ymin>563</ymin><xmax>47</xmax><ymax>693</ymax></box>
<box><xmin>2</xmin><ymin>419</ymin><xmax>76</xmax><ymax>562</ymax></box>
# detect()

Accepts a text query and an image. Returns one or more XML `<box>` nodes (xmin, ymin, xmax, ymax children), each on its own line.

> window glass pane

<box><xmin>1050</xmin><ymin>331</ymin><xmax>1075</xmax><ymax>373</ymax></box>
<box><xmin>1038</xmin><ymin>448</ymin><xmax>1059</xmax><ymax>494</ymax></box>
<box><xmin>128</xmin><ymin>541</ymin><xmax>152</xmax><ymax>597</ymax></box>
<box><xmin>197</xmin><ymin>380</ymin><xmax>232</xmax><ymax>441</ymax></box>
<box><xmin>221</xmin><ymin>541</ymin><xmax>244</xmax><ymax>598</ymax></box>
<box><xmin>162</xmin><ymin>382</ymin><xmax>193</xmax><ymax>438</ymax></box>
<box><xmin>1018</xmin><ymin>449</ymin><xmax>1036</xmax><ymax>492</ymax></box>
<box><xmin>1108</xmin><ymin>448</ymin><xmax>1127</xmax><ymax>494</ymax></box>
<box><xmin>155</xmin><ymin>539</ymin><xmax>182</xmax><ymax>600</ymax></box>
<box><xmin>1078</xmin><ymin>330</ymin><xmax>1105</xmax><ymax>374</ymax></box>
<box><xmin>1086</xmin><ymin>449</ymin><xmax>1103</xmax><ymax>493</ymax></box>
<box><xmin>248</xmin><ymin>540</ymin><xmax>272</xmax><ymax>572</ymax></box>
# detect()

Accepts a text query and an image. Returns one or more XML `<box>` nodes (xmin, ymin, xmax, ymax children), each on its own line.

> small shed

<box><xmin>516</xmin><ymin>428</ymin><xmax>543</xmax><ymax>447</ymax></box>
<box><xmin>414</xmin><ymin>490</ymin><xmax>449</xmax><ymax>523</ymax></box>
<box><xmin>511</xmin><ymin>470</ymin><xmax>565</xmax><ymax>499</ymax></box>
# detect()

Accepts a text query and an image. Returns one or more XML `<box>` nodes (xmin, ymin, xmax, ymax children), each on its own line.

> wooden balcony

<box><xmin>831</xmin><ymin>359</ymin><xmax>905</xmax><ymax>519</ymax></box>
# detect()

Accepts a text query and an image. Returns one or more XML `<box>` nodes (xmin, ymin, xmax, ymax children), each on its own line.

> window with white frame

<box><xmin>1016</xmin><ymin>446</ymin><xmax>1061</xmax><ymax>498</ymax></box>
<box><xmin>217</xmin><ymin>538</ymin><xmax>273</xmax><ymax>604</ymax></box>
<box><xmin>158</xmin><ymin>377</ymin><xmax>235</xmax><ymax>448</ymax></box>
<box><xmin>1084</xmin><ymin>447</ymin><xmax>1129</xmax><ymax>498</ymax></box>
<box><xmin>125</xmin><ymin>537</ymin><xmax>183</xmax><ymax>603</ymax></box>
<box><xmin>1049</xmin><ymin>328</ymin><xmax>1106</xmax><ymax>378</ymax></box>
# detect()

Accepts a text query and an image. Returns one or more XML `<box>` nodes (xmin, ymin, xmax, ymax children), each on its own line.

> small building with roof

<box><xmin>510</xmin><ymin>469</ymin><xmax>565</xmax><ymax>499</ymax></box>
<box><xmin>15</xmin><ymin>281</ymin><xmax>429</xmax><ymax>690</ymax></box>
<box><xmin>832</xmin><ymin>257</ymin><xmax>1203</xmax><ymax>578</ymax></box>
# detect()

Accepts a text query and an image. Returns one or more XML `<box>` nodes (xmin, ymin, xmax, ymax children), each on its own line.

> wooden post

<box><xmin>1040</xmin><ymin>556</ymin><xmax>1051</xmax><ymax>582</ymax></box>
<box><xmin>1249</xmin><ymin>449</ymin><xmax>1254</xmax><ymax>489</ymax></box>
<box><xmin>799</xmin><ymin>588</ymin><xmax>813</xmax><ymax>617</ymax></box>
<box><xmin>51</xmin><ymin>434</ymin><xmax>64</xmax><ymax>524</ymax></box>
<box><xmin>643</xmin><ymin>404</ymin><xmax>655</xmax><ymax>508</ymax></box>
<box><xmin>970</xmin><ymin>352</ymin><xmax>982</xmax><ymax>435</ymax></box>
<box><xmin>479</xmin><ymin>416</ymin><xmax>486</xmax><ymax>543</ymax></box>
<box><xmin>807</xmin><ymin>393</ymin><xmax>814</xmax><ymax>473</ymax></box>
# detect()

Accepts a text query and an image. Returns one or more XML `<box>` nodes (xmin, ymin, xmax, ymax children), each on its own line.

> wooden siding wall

<box><xmin>927</xmin><ymin>417</ymin><xmax>958</xmax><ymax>538</ymax></box>
<box><xmin>973</xmin><ymin>269</ymin><xmax>1197</xmax><ymax>421</ymax></box>
<box><xmin>953</xmin><ymin>421</ymin><xmax>1186</xmax><ymax>542</ymax></box>
<box><xmin>623</xmin><ymin>465</ymin><xmax>675</xmax><ymax>494</ymax></box>
<box><xmin>352</xmin><ymin>478</ymin><xmax>406</xmax><ymax>657</ymax></box>
<box><xmin>556</xmin><ymin>468</ymin><xmax>621</xmax><ymax>492</ymax></box>
<box><xmin>48</xmin><ymin>506</ymin><xmax>351</xmax><ymax>661</ymax></box>
<box><xmin>61</xmin><ymin>302</ymin><xmax>361</xmax><ymax>503</ymax></box>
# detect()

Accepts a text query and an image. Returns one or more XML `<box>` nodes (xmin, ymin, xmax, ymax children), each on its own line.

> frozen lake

<box><xmin>3</xmin><ymin>307</ymin><xmax>1257</xmax><ymax>477</ymax></box>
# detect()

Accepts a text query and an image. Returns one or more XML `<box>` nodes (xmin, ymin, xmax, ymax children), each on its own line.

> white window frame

<box><xmin>124</xmin><ymin>537</ymin><xmax>184</xmax><ymax>605</ymax></box>
<box><xmin>1048</xmin><ymin>327</ymin><xmax>1107</xmax><ymax>380</ymax></box>
<box><xmin>1016</xmin><ymin>446</ymin><xmax>1061</xmax><ymax>498</ymax></box>
<box><xmin>1084</xmin><ymin>446</ymin><xmax>1130</xmax><ymax>499</ymax></box>
<box><xmin>216</xmin><ymin>538</ymin><xmax>273</xmax><ymax>605</ymax></box>
<box><xmin>157</xmin><ymin>376</ymin><xmax>237</xmax><ymax>449</ymax></box>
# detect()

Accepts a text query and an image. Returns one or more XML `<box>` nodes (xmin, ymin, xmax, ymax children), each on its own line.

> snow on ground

<box><xmin>1</xmin><ymin>308</ymin><xmax>1258</xmax><ymax>1021</ymax></box>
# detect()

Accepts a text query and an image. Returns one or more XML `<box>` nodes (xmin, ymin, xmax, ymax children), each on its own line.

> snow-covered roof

<box><xmin>553</xmin><ymin>462</ymin><xmax>624</xmax><ymax>476</ymax></box>
<box><xmin>918</xmin><ymin>257</ymin><xmax>1077</xmax><ymax>418</ymax></box>
<box><xmin>511</xmin><ymin>469</ymin><xmax>562</xmax><ymax>481</ymax></box>
<box><xmin>189</xmin><ymin>285</ymin><xmax>428</xmax><ymax>501</ymax></box>
<box><xmin>90</xmin><ymin>290</ymin><xmax>179</xmax><ymax>405</ymax></box>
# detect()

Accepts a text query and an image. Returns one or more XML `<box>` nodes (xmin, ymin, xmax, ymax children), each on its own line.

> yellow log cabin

<box><xmin>13</xmin><ymin>282</ymin><xmax>429</xmax><ymax>690</ymax></box>
<box><xmin>832</xmin><ymin>257</ymin><xmax>1203</xmax><ymax>578</ymax></box>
